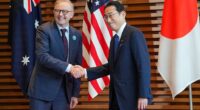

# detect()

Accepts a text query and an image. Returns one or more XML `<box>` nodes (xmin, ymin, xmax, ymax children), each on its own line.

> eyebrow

<box><xmin>105</xmin><ymin>11</ymin><xmax>117</xmax><ymax>15</ymax></box>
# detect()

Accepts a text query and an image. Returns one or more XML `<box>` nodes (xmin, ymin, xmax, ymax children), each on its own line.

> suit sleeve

<box><xmin>130</xmin><ymin>30</ymin><xmax>152</xmax><ymax>99</ymax></box>
<box><xmin>35</xmin><ymin>26</ymin><xmax>68</xmax><ymax>75</ymax></box>
<box><xmin>87</xmin><ymin>63</ymin><xmax>109</xmax><ymax>81</ymax></box>
<box><xmin>72</xmin><ymin>31</ymin><xmax>82</xmax><ymax>97</ymax></box>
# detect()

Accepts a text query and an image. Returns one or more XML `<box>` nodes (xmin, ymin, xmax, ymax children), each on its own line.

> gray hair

<box><xmin>54</xmin><ymin>0</ymin><xmax>74</xmax><ymax>10</ymax></box>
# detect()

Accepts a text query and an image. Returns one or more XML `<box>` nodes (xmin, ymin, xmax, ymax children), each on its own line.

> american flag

<box><xmin>82</xmin><ymin>0</ymin><xmax>113</xmax><ymax>100</ymax></box>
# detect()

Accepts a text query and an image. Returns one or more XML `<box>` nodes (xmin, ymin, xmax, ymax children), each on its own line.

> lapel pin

<box><xmin>120</xmin><ymin>39</ymin><xmax>124</xmax><ymax>44</ymax></box>
<box><xmin>72</xmin><ymin>35</ymin><xmax>77</xmax><ymax>40</ymax></box>
<box><xmin>119</xmin><ymin>40</ymin><xmax>124</xmax><ymax>47</ymax></box>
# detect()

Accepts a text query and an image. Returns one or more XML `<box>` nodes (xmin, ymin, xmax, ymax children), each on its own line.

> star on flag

<box><xmin>35</xmin><ymin>20</ymin><xmax>39</xmax><ymax>28</ymax></box>
<box><xmin>95</xmin><ymin>0</ymin><xmax>100</xmax><ymax>6</ymax></box>
<box><xmin>21</xmin><ymin>55</ymin><xmax>30</xmax><ymax>66</ymax></box>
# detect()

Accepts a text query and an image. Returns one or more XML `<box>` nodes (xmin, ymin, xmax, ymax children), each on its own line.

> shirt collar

<box><xmin>116</xmin><ymin>22</ymin><xmax>126</xmax><ymax>39</ymax></box>
<box><xmin>57</xmin><ymin>24</ymin><xmax>69</xmax><ymax>33</ymax></box>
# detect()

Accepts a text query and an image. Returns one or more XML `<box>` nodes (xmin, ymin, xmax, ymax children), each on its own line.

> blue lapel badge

<box><xmin>72</xmin><ymin>35</ymin><xmax>77</xmax><ymax>40</ymax></box>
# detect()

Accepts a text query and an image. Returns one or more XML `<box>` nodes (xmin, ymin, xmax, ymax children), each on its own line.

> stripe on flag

<box><xmin>82</xmin><ymin>0</ymin><xmax>112</xmax><ymax>100</ymax></box>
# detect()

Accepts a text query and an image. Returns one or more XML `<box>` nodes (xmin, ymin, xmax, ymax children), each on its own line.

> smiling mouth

<box><xmin>109</xmin><ymin>23</ymin><xmax>115</xmax><ymax>26</ymax></box>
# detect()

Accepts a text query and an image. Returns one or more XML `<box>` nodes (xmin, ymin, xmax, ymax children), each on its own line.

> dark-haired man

<box><xmin>71</xmin><ymin>1</ymin><xmax>152</xmax><ymax>110</ymax></box>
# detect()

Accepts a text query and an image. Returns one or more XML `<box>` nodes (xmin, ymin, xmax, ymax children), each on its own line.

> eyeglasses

<box><xmin>53</xmin><ymin>9</ymin><xmax>73</xmax><ymax>15</ymax></box>
<box><xmin>103</xmin><ymin>12</ymin><xmax>118</xmax><ymax>21</ymax></box>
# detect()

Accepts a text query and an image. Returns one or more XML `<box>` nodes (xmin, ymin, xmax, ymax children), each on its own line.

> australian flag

<box><xmin>8</xmin><ymin>0</ymin><xmax>41</xmax><ymax>94</ymax></box>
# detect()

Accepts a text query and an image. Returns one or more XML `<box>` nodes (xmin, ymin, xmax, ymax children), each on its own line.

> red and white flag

<box><xmin>82</xmin><ymin>0</ymin><xmax>112</xmax><ymax>100</ymax></box>
<box><xmin>23</xmin><ymin>0</ymin><xmax>40</xmax><ymax>14</ymax></box>
<box><xmin>158</xmin><ymin>0</ymin><xmax>200</xmax><ymax>98</ymax></box>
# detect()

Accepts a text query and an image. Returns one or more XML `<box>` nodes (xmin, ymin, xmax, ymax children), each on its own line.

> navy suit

<box><xmin>87</xmin><ymin>24</ymin><xmax>152</xmax><ymax>110</ymax></box>
<box><xmin>28</xmin><ymin>21</ymin><xmax>82</xmax><ymax>109</ymax></box>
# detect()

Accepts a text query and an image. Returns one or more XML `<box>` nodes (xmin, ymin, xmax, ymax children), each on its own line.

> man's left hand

<box><xmin>137</xmin><ymin>98</ymin><xmax>148</xmax><ymax>110</ymax></box>
<box><xmin>70</xmin><ymin>97</ymin><xmax>78</xmax><ymax>109</ymax></box>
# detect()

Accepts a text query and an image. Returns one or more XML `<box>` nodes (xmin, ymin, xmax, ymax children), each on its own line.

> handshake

<box><xmin>69</xmin><ymin>65</ymin><xmax>86</xmax><ymax>78</ymax></box>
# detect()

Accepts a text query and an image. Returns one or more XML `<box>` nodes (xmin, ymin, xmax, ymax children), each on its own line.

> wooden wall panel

<box><xmin>1</xmin><ymin>0</ymin><xmax>200</xmax><ymax>109</ymax></box>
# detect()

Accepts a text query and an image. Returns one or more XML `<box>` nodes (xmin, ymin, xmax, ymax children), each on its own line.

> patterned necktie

<box><xmin>113</xmin><ymin>34</ymin><xmax>119</xmax><ymax>58</ymax></box>
<box><xmin>60</xmin><ymin>29</ymin><xmax>68</xmax><ymax>57</ymax></box>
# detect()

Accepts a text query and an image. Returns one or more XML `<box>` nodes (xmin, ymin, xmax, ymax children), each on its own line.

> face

<box><xmin>53</xmin><ymin>1</ymin><xmax>74</xmax><ymax>27</ymax></box>
<box><xmin>104</xmin><ymin>6</ymin><xmax>126</xmax><ymax>32</ymax></box>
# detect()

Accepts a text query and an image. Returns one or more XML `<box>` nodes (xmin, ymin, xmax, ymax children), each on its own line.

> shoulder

<box><xmin>123</xmin><ymin>25</ymin><xmax>144</xmax><ymax>38</ymax></box>
<box><xmin>70</xmin><ymin>26</ymin><xmax>82</xmax><ymax>37</ymax></box>
<box><xmin>37</xmin><ymin>21</ymin><xmax>56</xmax><ymax>31</ymax></box>
<box><xmin>126</xmin><ymin>25</ymin><xmax>143</xmax><ymax>34</ymax></box>
<box><xmin>70</xmin><ymin>26</ymin><xmax>81</xmax><ymax>33</ymax></box>
<box><xmin>36</xmin><ymin>21</ymin><xmax>58</xmax><ymax>37</ymax></box>
<box><xmin>124</xmin><ymin>25</ymin><xmax>146</xmax><ymax>43</ymax></box>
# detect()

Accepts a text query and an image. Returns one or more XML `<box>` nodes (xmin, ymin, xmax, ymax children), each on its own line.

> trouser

<box><xmin>30</xmin><ymin>79</ymin><xmax>69</xmax><ymax>110</ymax></box>
<box><xmin>109</xmin><ymin>90</ymin><xmax>120</xmax><ymax>110</ymax></box>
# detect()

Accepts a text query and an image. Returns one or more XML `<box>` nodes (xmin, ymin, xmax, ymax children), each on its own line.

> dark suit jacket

<box><xmin>87</xmin><ymin>24</ymin><xmax>152</xmax><ymax>110</ymax></box>
<box><xmin>28</xmin><ymin>21</ymin><xmax>82</xmax><ymax>102</ymax></box>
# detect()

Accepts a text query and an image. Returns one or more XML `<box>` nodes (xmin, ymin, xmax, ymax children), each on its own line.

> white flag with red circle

<box><xmin>158</xmin><ymin>0</ymin><xmax>200</xmax><ymax>98</ymax></box>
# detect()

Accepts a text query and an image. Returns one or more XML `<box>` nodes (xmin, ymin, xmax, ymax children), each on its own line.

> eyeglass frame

<box><xmin>103</xmin><ymin>11</ymin><xmax>119</xmax><ymax>21</ymax></box>
<box><xmin>53</xmin><ymin>9</ymin><xmax>73</xmax><ymax>15</ymax></box>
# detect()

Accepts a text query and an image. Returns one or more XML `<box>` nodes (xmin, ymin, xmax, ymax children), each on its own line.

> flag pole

<box><xmin>189</xmin><ymin>84</ymin><xmax>193</xmax><ymax>110</ymax></box>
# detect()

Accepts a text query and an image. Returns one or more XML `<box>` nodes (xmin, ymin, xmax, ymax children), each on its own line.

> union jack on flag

<box><xmin>23</xmin><ymin>0</ymin><xmax>40</xmax><ymax>14</ymax></box>
<box><xmin>82</xmin><ymin>0</ymin><xmax>113</xmax><ymax>100</ymax></box>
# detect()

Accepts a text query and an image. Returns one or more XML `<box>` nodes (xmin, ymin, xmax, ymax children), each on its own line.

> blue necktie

<box><xmin>113</xmin><ymin>34</ymin><xmax>119</xmax><ymax>56</ymax></box>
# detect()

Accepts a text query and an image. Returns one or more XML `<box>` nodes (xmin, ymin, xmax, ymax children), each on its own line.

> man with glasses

<box><xmin>71</xmin><ymin>1</ymin><xmax>152</xmax><ymax>110</ymax></box>
<box><xmin>28</xmin><ymin>0</ymin><xmax>82</xmax><ymax>110</ymax></box>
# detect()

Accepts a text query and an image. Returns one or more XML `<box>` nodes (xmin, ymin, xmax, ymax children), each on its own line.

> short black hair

<box><xmin>105</xmin><ymin>1</ymin><xmax>125</xmax><ymax>13</ymax></box>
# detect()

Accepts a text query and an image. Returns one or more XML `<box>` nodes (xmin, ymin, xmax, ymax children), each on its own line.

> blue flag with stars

<box><xmin>8</xmin><ymin>0</ymin><xmax>42</xmax><ymax>94</ymax></box>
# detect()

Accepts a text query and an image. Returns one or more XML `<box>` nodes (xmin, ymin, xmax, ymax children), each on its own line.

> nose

<box><xmin>58</xmin><ymin>11</ymin><xmax>64</xmax><ymax>16</ymax></box>
<box><xmin>106</xmin><ymin>17</ymin><xmax>112</xmax><ymax>23</ymax></box>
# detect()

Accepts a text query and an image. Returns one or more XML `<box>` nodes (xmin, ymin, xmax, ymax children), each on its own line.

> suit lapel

<box><xmin>110</xmin><ymin>38</ymin><xmax>115</xmax><ymax>65</ymax></box>
<box><xmin>52</xmin><ymin>21</ymin><xmax>66</xmax><ymax>59</ymax></box>
<box><xmin>68</xmin><ymin>26</ymin><xmax>76</xmax><ymax>63</ymax></box>
<box><xmin>114</xmin><ymin>25</ymin><xmax>129</xmax><ymax>63</ymax></box>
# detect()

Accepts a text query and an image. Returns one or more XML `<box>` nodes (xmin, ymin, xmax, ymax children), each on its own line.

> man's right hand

<box><xmin>70</xmin><ymin>65</ymin><xmax>85</xmax><ymax>78</ymax></box>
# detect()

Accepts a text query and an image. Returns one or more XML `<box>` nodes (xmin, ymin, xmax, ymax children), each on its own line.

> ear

<box><xmin>69</xmin><ymin>11</ymin><xmax>74</xmax><ymax>19</ymax></box>
<box><xmin>121</xmin><ymin>11</ymin><xmax>126</xmax><ymax>18</ymax></box>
